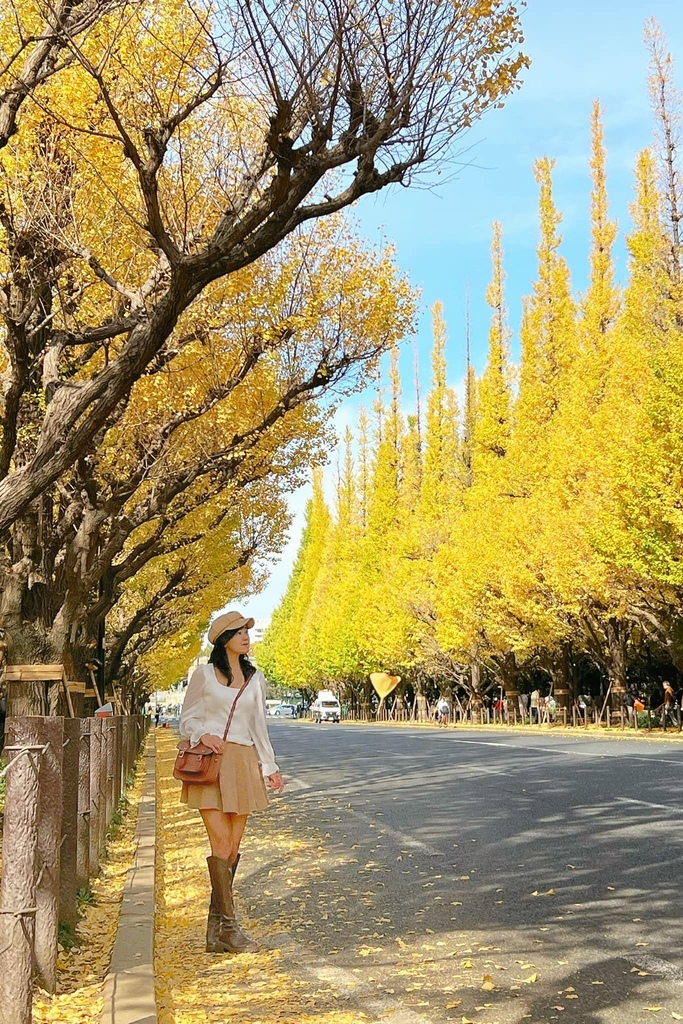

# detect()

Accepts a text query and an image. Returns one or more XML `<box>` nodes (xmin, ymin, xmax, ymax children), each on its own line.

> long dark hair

<box><xmin>209</xmin><ymin>627</ymin><xmax>256</xmax><ymax>685</ymax></box>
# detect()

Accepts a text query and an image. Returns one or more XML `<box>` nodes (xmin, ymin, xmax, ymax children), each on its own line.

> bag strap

<box><xmin>221</xmin><ymin>675</ymin><xmax>251</xmax><ymax>742</ymax></box>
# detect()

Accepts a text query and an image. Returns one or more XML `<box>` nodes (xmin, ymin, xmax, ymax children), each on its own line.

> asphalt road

<box><xmin>242</xmin><ymin>722</ymin><xmax>683</xmax><ymax>1024</ymax></box>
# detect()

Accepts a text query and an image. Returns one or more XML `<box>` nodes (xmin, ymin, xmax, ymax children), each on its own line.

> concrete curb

<box><xmin>101</xmin><ymin>733</ymin><xmax>157</xmax><ymax>1024</ymax></box>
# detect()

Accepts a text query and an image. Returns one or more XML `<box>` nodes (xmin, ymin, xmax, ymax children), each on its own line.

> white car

<box><xmin>312</xmin><ymin>694</ymin><xmax>341</xmax><ymax>723</ymax></box>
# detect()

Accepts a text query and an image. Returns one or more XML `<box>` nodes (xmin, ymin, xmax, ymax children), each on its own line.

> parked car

<box><xmin>274</xmin><ymin>704</ymin><xmax>298</xmax><ymax>718</ymax></box>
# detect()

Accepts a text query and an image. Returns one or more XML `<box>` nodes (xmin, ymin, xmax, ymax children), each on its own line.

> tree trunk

<box><xmin>543</xmin><ymin>645</ymin><xmax>572</xmax><ymax>709</ymax></box>
<box><xmin>361</xmin><ymin>678</ymin><xmax>373</xmax><ymax>719</ymax></box>
<box><xmin>470</xmin><ymin>659</ymin><xmax>484</xmax><ymax>708</ymax></box>
<box><xmin>0</xmin><ymin>738</ymin><xmax>41</xmax><ymax>1024</ymax></box>
<box><xmin>6</xmin><ymin>681</ymin><xmax>48</xmax><ymax>717</ymax></box>
<box><xmin>5</xmin><ymin>716</ymin><xmax>63</xmax><ymax>994</ymax></box>
<box><xmin>495</xmin><ymin>651</ymin><xmax>519</xmax><ymax>711</ymax></box>
<box><xmin>606</xmin><ymin>618</ymin><xmax>628</xmax><ymax>702</ymax></box>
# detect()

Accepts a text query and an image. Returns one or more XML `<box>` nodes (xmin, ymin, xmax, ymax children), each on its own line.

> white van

<box><xmin>312</xmin><ymin>690</ymin><xmax>341</xmax><ymax>723</ymax></box>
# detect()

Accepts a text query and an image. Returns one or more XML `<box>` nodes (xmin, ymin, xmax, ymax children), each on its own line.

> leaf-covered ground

<box><xmin>155</xmin><ymin>728</ymin><xmax>370</xmax><ymax>1024</ymax></box>
<box><xmin>31</xmin><ymin>746</ymin><xmax>147</xmax><ymax>1024</ymax></box>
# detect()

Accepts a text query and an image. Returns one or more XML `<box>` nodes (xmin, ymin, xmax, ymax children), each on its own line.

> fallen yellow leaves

<box><xmin>154</xmin><ymin>730</ymin><xmax>371</xmax><ymax>1024</ymax></box>
<box><xmin>32</xmin><ymin>747</ymin><xmax>148</xmax><ymax>1024</ymax></box>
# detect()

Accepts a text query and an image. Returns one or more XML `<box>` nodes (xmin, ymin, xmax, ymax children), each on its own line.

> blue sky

<box><xmin>241</xmin><ymin>0</ymin><xmax>683</xmax><ymax>623</ymax></box>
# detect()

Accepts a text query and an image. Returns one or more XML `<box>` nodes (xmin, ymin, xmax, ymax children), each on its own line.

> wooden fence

<box><xmin>0</xmin><ymin>714</ymin><xmax>149</xmax><ymax>1024</ymax></box>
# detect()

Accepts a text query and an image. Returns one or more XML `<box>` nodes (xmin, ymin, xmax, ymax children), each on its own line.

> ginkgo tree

<box><xmin>263</xmin><ymin>31</ymin><xmax>683</xmax><ymax>712</ymax></box>
<box><xmin>0</xmin><ymin>0</ymin><xmax>529</xmax><ymax>528</ymax></box>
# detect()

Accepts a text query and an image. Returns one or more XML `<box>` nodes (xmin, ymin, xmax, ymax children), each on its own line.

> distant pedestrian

<box><xmin>530</xmin><ymin>689</ymin><xmax>540</xmax><ymax>723</ymax></box>
<box><xmin>518</xmin><ymin>692</ymin><xmax>529</xmax><ymax>721</ymax></box>
<box><xmin>577</xmin><ymin>693</ymin><xmax>592</xmax><ymax>721</ymax></box>
<box><xmin>437</xmin><ymin>697</ymin><xmax>449</xmax><ymax>727</ymax></box>
<box><xmin>155</xmin><ymin>706</ymin><xmax>161</xmax><ymax>727</ymax></box>
<box><xmin>660</xmin><ymin>681</ymin><xmax>677</xmax><ymax>729</ymax></box>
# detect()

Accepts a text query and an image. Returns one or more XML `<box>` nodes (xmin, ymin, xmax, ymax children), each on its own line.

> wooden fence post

<box><xmin>0</xmin><ymin>739</ymin><xmax>42</xmax><ymax>1024</ymax></box>
<box><xmin>77</xmin><ymin>720</ymin><xmax>91</xmax><ymax>892</ymax></box>
<box><xmin>5</xmin><ymin>717</ymin><xmax>63</xmax><ymax>994</ymax></box>
<box><xmin>105</xmin><ymin>718</ymin><xmax>116</xmax><ymax>830</ymax></box>
<box><xmin>124</xmin><ymin>717</ymin><xmax>133</xmax><ymax>783</ymax></box>
<box><xmin>59</xmin><ymin>718</ymin><xmax>80</xmax><ymax>934</ymax></box>
<box><xmin>98</xmin><ymin>720</ymin><xmax>108</xmax><ymax>851</ymax></box>
<box><xmin>88</xmin><ymin>718</ymin><xmax>102</xmax><ymax>877</ymax></box>
<box><xmin>114</xmin><ymin>717</ymin><xmax>123</xmax><ymax>811</ymax></box>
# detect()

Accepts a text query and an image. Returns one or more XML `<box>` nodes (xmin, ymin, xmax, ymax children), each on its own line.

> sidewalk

<box><xmin>101</xmin><ymin>734</ymin><xmax>157</xmax><ymax>1024</ymax></box>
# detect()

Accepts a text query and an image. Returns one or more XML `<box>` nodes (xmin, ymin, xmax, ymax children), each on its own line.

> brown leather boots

<box><xmin>206</xmin><ymin>854</ymin><xmax>258</xmax><ymax>954</ymax></box>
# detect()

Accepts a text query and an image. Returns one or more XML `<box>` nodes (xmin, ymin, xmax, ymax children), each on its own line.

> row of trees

<box><xmin>0</xmin><ymin>0</ymin><xmax>527</xmax><ymax>712</ymax></box>
<box><xmin>260</xmin><ymin>29</ymin><xmax>683</xmax><ymax>716</ymax></box>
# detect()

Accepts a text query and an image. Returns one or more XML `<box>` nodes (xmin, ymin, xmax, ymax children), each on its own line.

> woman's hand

<box><xmin>267</xmin><ymin>772</ymin><xmax>285</xmax><ymax>792</ymax></box>
<box><xmin>200</xmin><ymin>733</ymin><xmax>225</xmax><ymax>754</ymax></box>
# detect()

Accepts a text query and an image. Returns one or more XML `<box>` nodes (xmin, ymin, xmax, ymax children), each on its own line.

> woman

<box><xmin>179</xmin><ymin>609</ymin><xmax>284</xmax><ymax>954</ymax></box>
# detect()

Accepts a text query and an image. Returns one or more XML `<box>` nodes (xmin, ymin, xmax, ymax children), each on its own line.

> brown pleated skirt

<box><xmin>180</xmin><ymin>742</ymin><xmax>269</xmax><ymax>814</ymax></box>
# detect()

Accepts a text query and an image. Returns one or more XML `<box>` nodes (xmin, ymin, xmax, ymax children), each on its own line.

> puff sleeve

<box><xmin>179</xmin><ymin>667</ymin><xmax>207</xmax><ymax>748</ymax></box>
<box><xmin>249</xmin><ymin>672</ymin><xmax>279</xmax><ymax>777</ymax></box>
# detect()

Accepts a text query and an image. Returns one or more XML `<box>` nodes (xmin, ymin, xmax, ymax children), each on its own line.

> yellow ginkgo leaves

<box><xmin>32</xmin><ymin>750</ymin><xmax>148</xmax><ymax>1024</ymax></box>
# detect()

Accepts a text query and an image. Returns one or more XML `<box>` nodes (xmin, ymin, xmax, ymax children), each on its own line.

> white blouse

<box><xmin>179</xmin><ymin>664</ymin><xmax>279</xmax><ymax>778</ymax></box>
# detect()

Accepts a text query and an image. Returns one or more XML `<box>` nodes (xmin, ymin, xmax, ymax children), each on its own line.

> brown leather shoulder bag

<box><xmin>173</xmin><ymin>675</ymin><xmax>250</xmax><ymax>784</ymax></box>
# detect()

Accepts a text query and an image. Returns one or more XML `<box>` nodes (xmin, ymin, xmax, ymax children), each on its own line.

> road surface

<box><xmin>240</xmin><ymin>722</ymin><xmax>683</xmax><ymax>1024</ymax></box>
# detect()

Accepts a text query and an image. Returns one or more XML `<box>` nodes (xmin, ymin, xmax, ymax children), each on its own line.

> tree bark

<box><xmin>6</xmin><ymin>682</ymin><xmax>48</xmax><ymax>718</ymax></box>
<box><xmin>542</xmin><ymin>645</ymin><xmax>573</xmax><ymax>709</ymax></box>
<box><xmin>0</xmin><ymin>735</ymin><xmax>41</xmax><ymax>1024</ymax></box>
<box><xmin>606</xmin><ymin>618</ymin><xmax>628</xmax><ymax>702</ymax></box>
<box><xmin>413</xmin><ymin>677</ymin><xmax>429</xmax><ymax>722</ymax></box>
<box><xmin>5</xmin><ymin>716</ymin><xmax>63</xmax><ymax>994</ymax></box>
<box><xmin>495</xmin><ymin>651</ymin><xmax>519</xmax><ymax>711</ymax></box>
<box><xmin>470</xmin><ymin>658</ymin><xmax>484</xmax><ymax>708</ymax></box>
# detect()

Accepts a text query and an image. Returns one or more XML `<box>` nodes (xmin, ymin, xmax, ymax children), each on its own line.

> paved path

<box><xmin>240</xmin><ymin>722</ymin><xmax>683</xmax><ymax>1024</ymax></box>
<box><xmin>101</xmin><ymin>733</ymin><xmax>157</xmax><ymax>1024</ymax></box>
